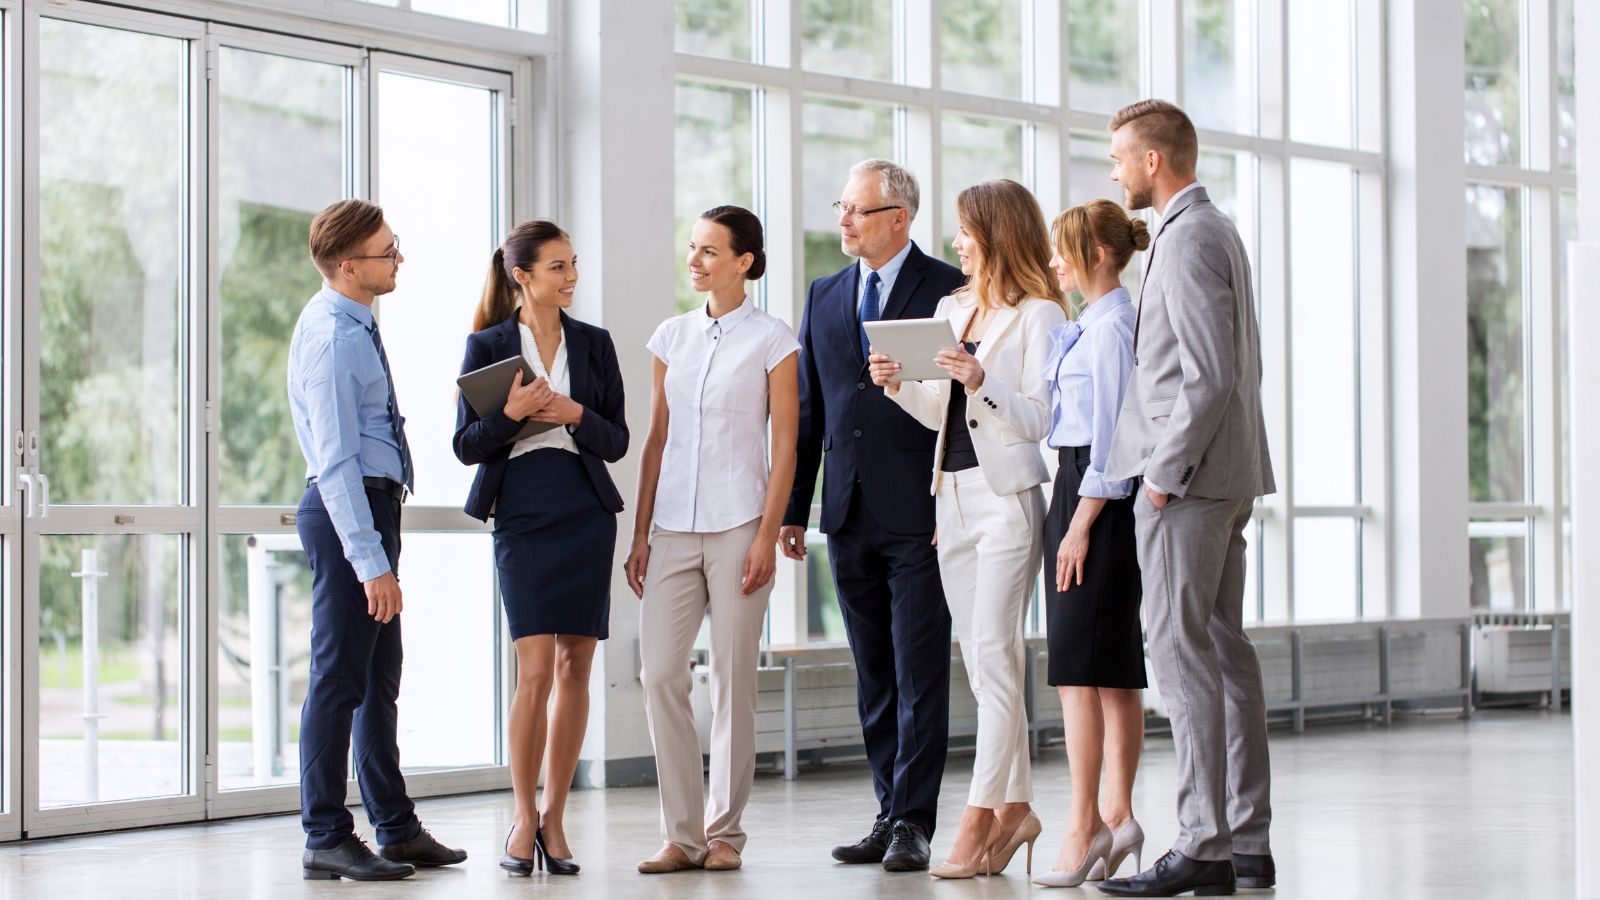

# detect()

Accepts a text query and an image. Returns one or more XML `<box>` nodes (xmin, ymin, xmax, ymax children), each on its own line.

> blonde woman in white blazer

<box><xmin>870</xmin><ymin>179</ymin><xmax>1067</xmax><ymax>880</ymax></box>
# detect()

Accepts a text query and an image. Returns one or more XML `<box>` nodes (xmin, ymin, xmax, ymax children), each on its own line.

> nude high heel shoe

<box><xmin>1033</xmin><ymin>823</ymin><xmax>1111</xmax><ymax>888</ymax></box>
<box><xmin>929</xmin><ymin>820</ymin><xmax>1001</xmax><ymax>879</ymax></box>
<box><xmin>986</xmin><ymin>812</ymin><xmax>1042</xmax><ymax>875</ymax></box>
<box><xmin>1086</xmin><ymin>818</ymin><xmax>1145</xmax><ymax>881</ymax></box>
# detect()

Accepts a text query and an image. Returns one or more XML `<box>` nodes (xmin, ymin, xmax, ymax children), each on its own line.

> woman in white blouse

<box><xmin>869</xmin><ymin>179</ymin><xmax>1067</xmax><ymax>880</ymax></box>
<box><xmin>626</xmin><ymin>205</ymin><xmax>800</xmax><ymax>875</ymax></box>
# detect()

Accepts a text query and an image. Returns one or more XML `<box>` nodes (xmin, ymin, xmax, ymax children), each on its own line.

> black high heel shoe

<box><xmin>535</xmin><ymin>827</ymin><xmax>581</xmax><ymax>876</ymax></box>
<box><xmin>499</xmin><ymin>825</ymin><xmax>535</xmax><ymax>877</ymax></box>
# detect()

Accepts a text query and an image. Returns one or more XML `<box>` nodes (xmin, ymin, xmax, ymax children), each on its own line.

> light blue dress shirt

<box><xmin>1045</xmin><ymin>287</ymin><xmax>1137</xmax><ymax>499</ymax></box>
<box><xmin>856</xmin><ymin>240</ymin><xmax>915</xmax><ymax>315</ymax></box>
<box><xmin>287</xmin><ymin>285</ymin><xmax>409</xmax><ymax>581</ymax></box>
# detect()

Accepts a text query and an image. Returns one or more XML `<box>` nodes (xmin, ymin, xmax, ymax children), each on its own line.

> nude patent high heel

<box><xmin>1086</xmin><ymin>817</ymin><xmax>1145</xmax><ymax>881</ymax></box>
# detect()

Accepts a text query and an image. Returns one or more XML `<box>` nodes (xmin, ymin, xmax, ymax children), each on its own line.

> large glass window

<box><xmin>941</xmin><ymin>0</ymin><xmax>1025</xmax><ymax>99</ymax></box>
<box><xmin>1184</xmin><ymin>0</ymin><xmax>1252</xmax><ymax>134</ymax></box>
<box><xmin>674</xmin><ymin>81</ymin><xmax>755</xmax><ymax>312</ymax></box>
<box><xmin>1557</xmin><ymin>0</ymin><xmax>1576</xmax><ymax>168</ymax></box>
<box><xmin>375</xmin><ymin>70</ymin><xmax>502</xmax><ymax>511</ymax></box>
<box><xmin>941</xmin><ymin>115</ymin><xmax>1026</xmax><ymax>265</ymax></box>
<box><xmin>1289</xmin><ymin>1</ymin><xmax>1354</xmax><ymax>148</ymax></box>
<box><xmin>1067</xmin><ymin>0</ymin><xmax>1141</xmax><ymax>113</ymax></box>
<box><xmin>803</xmin><ymin>0</ymin><xmax>893</xmax><ymax>81</ymax></box>
<box><xmin>1466</xmin><ymin>184</ymin><xmax>1526</xmax><ymax>505</ymax></box>
<box><xmin>218</xmin><ymin>49</ymin><xmax>349</xmax><ymax>506</ymax></box>
<box><xmin>802</xmin><ymin>97</ymin><xmax>894</xmax><ymax>286</ymax></box>
<box><xmin>1464</xmin><ymin>0</ymin><xmax>1520</xmax><ymax>167</ymax></box>
<box><xmin>677</xmin><ymin>0</ymin><xmax>754</xmax><ymax>61</ymax></box>
<box><xmin>39</xmin><ymin>20</ymin><xmax>187</xmax><ymax>506</ymax></box>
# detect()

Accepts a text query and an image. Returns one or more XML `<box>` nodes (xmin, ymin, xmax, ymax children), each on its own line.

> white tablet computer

<box><xmin>863</xmin><ymin>317</ymin><xmax>959</xmax><ymax>382</ymax></box>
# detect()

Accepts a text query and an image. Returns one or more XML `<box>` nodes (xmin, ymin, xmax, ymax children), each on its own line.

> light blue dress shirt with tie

<box><xmin>287</xmin><ymin>285</ymin><xmax>410</xmax><ymax>581</ymax></box>
<box><xmin>856</xmin><ymin>240</ymin><xmax>915</xmax><ymax>315</ymax></box>
<box><xmin>1045</xmin><ymin>287</ymin><xmax>1137</xmax><ymax>499</ymax></box>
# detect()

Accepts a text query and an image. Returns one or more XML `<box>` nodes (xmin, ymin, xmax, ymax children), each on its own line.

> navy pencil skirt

<box><xmin>493</xmin><ymin>448</ymin><xmax>616</xmax><ymax>640</ymax></box>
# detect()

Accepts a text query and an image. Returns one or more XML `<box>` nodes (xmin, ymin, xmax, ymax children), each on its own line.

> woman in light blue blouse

<box><xmin>1034</xmin><ymin>200</ymin><xmax>1151</xmax><ymax>889</ymax></box>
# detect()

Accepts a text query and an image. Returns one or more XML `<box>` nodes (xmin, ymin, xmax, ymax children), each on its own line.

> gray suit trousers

<box><xmin>1134</xmin><ymin>490</ymin><xmax>1272</xmax><ymax>861</ymax></box>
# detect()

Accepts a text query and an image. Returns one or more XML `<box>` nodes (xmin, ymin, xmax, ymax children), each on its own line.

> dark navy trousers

<box><xmin>297</xmin><ymin>484</ymin><xmax>420</xmax><ymax>850</ymax></box>
<box><xmin>827</xmin><ymin>487</ymin><xmax>952</xmax><ymax>836</ymax></box>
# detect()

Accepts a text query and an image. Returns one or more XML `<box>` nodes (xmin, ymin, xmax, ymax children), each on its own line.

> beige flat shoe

<box><xmin>703</xmin><ymin>840</ymin><xmax>742</xmax><ymax>871</ymax></box>
<box><xmin>637</xmin><ymin>842</ymin><xmax>702</xmax><ymax>874</ymax></box>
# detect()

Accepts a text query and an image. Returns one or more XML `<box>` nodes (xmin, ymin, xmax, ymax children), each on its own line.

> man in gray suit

<box><xmin>1096</xmin><ymin>100</ymin><xmax>1276</xmax><ymax>898</ymax></box>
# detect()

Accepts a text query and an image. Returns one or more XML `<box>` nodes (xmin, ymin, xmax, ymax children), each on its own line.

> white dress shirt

<box><xmin>646</xmin><ymin>299</ymin><xmax>801</xmax><ymax>533</ymax></box>
<box><xmin>508</xmin><ymin>322</ymin><xmax>579</xmax><ymax>459</ymax></box>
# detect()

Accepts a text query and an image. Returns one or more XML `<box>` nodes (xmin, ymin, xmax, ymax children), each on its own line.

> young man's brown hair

<box><xmin>1109</xmin><ymin>99</ymin><xmax>1199</xmax><ymax>177</ymax></box>
<box><xmin>309</xmin><ymin>199</ymin><xmax>386</xmax><ymax>278</ymax></box>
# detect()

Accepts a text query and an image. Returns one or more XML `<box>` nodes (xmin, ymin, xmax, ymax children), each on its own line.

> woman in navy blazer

<box><xmin>452</xmin><ymin>220</ymin><xmax>627</xmax><ymax>878</ymax></box>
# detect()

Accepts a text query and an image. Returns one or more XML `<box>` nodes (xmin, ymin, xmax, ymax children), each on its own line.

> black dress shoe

<box><xmin>535</xmin><ymin>827</ymin><xmax>581</xmax><ymax>875</ymax></box>
<box><xmin>881</xmin><ymin>821</ymin><xmax>931</xmax><ymax>872</ymax></box>
<box><xmin>303</xmin><ymin>835</ymin><xmax>415</xmax><ymax>881</ymax></box>
<box><xmin>377</xmin><ymin>827</ymin><xmax>468</xmax><ymax>867</ymax></box>
<box><xmin>1097</xmin><ymin>850</ymin><xmax>1236</xmax><ymax>897</ymax></box>
<box><xmin>832</xmin><ymin>818</ymin><xmax>893</xmax><ymax>864</ymax></box>
<box><xmin>1232</xmin><ymin>852</ymin><xmax>1275</xmax><ymax>889</ymax></box>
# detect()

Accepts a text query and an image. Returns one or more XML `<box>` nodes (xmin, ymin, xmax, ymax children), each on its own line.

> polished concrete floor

<box><xmin>0</xmin><ymin>710</ymin><xmax>1573</xmax><ymax>899</ymax></box>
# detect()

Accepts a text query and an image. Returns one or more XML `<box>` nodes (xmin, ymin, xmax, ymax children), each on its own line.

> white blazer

<box><xmin>890</xmin><ymin>293</ymin><xmax>1067</xmax><ymax>496</ymax></box>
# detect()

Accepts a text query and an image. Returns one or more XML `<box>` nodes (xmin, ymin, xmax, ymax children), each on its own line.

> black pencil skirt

<box><xmin>1042</xmin><ymin>446</ymin><xmax>1146</xmax><ymax>688</ymax></box>
<box><xmin>493</xmin><ymin>448</ymin><xmax>615</xmax><ymax>640</ymax></box>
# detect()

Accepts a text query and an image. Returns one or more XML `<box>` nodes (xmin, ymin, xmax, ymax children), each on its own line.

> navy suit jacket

<box><xmin>453</xmin><ymin>310</ymin><xmax>628</xmax><ymax>521</ymax></box>
<box><xmin>783</xmin><ymin>243</ymin><xmax>967</xmax><ymax>535</ymax></box>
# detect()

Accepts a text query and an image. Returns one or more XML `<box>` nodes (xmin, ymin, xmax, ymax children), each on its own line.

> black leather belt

<box><xmin>306</xmin><ymin>475</ymin><xmax>407</xmax><ymax>503</ymax></box>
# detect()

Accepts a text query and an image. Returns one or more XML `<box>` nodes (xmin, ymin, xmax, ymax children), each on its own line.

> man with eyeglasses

<box><xmin>779</xmin><ymin>159</ymin><xmax>966</xmax><ymax>872</ymax></box>
<box><xmin>288</xmin><ymin>199</ymin><xmax>466</xmax><ymax>880</ymax></box>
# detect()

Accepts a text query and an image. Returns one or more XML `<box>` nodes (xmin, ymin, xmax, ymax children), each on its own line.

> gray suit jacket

<box><xmin>1105</xmin><ymin>186</ymin><xmax>1276</xmax><ymax>500</ymax></box>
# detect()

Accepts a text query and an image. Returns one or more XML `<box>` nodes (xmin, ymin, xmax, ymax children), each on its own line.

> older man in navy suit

<box><xmin>779</xmin><ymin>159</ymin><xmax>966</xmax><ymax>872</ymax></box>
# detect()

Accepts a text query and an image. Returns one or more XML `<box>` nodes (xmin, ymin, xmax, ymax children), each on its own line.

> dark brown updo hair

<box><xmin>699</xmin><ymin>205</ymin><xmax>766</xmax><ymax>281</ymax></box>
<box><xmin>473</xmin><ymin>219</ymin><xmax>570</xmax><ymax>331</ymax></box>
<box><xmin>1049</xmin><ymin>199</ymin><xmax>1151</xmax><ymax>290</ymax></box>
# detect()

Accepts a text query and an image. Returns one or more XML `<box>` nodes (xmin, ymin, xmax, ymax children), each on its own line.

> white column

<box><xmin>1385</xmin><ymin>0</ymin><xmax>1470</xmax><ymax>618</ymax></box>
<box><xmin>561</xmin><ymin>0</ymin><xmax>677</xmax><ymax>785</ymax></box>
<box><xmin>1570</xmin><ymin>3</ymin><xmax>1600</xmax><ymax>894</ymax></box>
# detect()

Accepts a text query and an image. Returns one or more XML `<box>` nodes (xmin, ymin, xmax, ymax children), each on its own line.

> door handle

<box><xmin>16</xmin><ymin>471</ymin><xmax>35</xmax><ymax>519</ymax></box>
<box><xmin>35</xmin><ymin>473</ymin><xmax>50</xmax><ymax>519</ymax></box>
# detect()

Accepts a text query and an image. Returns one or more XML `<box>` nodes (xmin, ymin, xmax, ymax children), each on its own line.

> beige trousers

<box><xmin>935</xmin><ymin>467</ymin><xmax>1045</xmax><ymax>809</ymax></box>
<box><xmin>638</xmin><ymin>520</ymin><xmax>771</xmax><ymax>861</ymax></box>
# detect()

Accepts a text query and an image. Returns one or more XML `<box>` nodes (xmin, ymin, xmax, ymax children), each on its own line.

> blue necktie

<box><xmin>859</xmin><ymin>270</ymin><xmax>881</xmax><ymax>359</ymax></box>
<box><xmin>368</xmin><ymin>324</ymin><xmax>414</xmax><ymax>492</ymax></box>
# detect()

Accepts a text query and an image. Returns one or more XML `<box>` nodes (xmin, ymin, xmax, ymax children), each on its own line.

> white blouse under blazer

<box><xmin>889</xmin><ymin>294</ymin><xmax>1066</xmax><ymax>497</ymax></box>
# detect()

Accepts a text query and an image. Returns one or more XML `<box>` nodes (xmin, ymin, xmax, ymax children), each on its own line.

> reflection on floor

<box><xmin>0</xmin><ymin>709</ymin><xmax>1573</xmax><ymax>899</ymax></box>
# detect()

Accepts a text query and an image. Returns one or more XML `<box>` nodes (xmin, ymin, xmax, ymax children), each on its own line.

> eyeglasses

<box><xmin>348</xmin><ymin>235</ymin><xmax>401</xmax><ymax>262</ymax></box>
<box><xmin>832</xmin><ymin>201</ymin><xmax>903</xmax><ymax>220</ymax></box>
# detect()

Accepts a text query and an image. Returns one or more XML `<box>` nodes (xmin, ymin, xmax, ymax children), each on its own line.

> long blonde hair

<box><xmin>954</xmin><ymin>179</ymin><xmax>1065</xmax><ymax>313</ymax></box>
<box><xmin>1049</xmin><ymin>200</ymin><xmax>1152</xmax><ymax>292</ymax></box>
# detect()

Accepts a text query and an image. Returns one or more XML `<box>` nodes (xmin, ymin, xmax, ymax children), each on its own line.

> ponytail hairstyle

<box><xmin>1049</xmin><ymin>199</ymin><xmax>1152</xmax><ymax>298</ymax></box>
<box><xmin>699</xmin><ymin>205</ymin><xmax>767</xmax><ymax>280</ymax></box>
<box><xmin>953</xmin><ymin>179</ymin><xmax>1065</xmax><ymax>313</ymax></box>
<box><xmin>472</xmin><ymin>219</ymin><xmax>570</xmax><ymax>331</ymax></box>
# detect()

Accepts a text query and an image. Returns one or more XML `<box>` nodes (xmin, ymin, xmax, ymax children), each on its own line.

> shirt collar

<box><xmin>698</xmin><ymin>296</ymin><xmax>755</xmax><ymax>334</ymax></box>
<box><xmin>858</xmin><ymin>240</ymin><xmax>914</xmax><ymax>288</ymax></box>
<box><xmin>319</xmin><ymin>283</ymin><xmax>375</xmax><ymax>328</ymax></box>
<box><xmin>1160</xmin><ymin>181</ymin><xmax>1206</xmax><ymax>219</ymax></box>
<box><xmin>1076</xmin><ymin>286</ymin><xmax>1132</xmax><ymax>329</ymax></box>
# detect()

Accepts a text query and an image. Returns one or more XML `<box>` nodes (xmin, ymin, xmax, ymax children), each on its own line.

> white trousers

<box><xmin>935</xmin><ymin>467</ymin><xmax>1045</xmax><ymax>809</ymax></box>
<box><xmin>638</xmin><ymin>520</ymin><xmax>771</xmax><ymax>861</ymax></box>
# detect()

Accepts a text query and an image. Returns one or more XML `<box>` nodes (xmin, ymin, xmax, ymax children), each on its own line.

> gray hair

<box><xmin>849</xmin><ymin>158</ymin><xmax>920</xmax><ymax>221</ymax></box>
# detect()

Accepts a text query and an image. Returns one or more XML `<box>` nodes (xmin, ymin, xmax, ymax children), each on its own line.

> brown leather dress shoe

<box><xmin>637</xmin><ymin>842</ymin><xmax>702</xmax><ymax>874</ymax></box>
<box><xmin>703</xmin><ymin>840</ymin><xmax>742</xmax><ymax>871</ymax></box>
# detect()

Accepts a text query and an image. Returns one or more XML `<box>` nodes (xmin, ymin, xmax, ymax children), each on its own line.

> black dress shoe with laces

<box><xmin>881</xmin><ymin>821</ymin><xmax>931</xmax><ymax>872</ymax></box>
<box><xmin>1097</xmin><ymin>850</ymin><xmax>1236</xmax><ymax>897</ymax></box>
<box><xmin>377</xmin><ymin>828</ymin><xmax>468</xmax><ymax>867</ymax></box>
<box><xmin>832</xmin><ymin>818</ymin><xmax>893</xmax><ymax>864</ymax></box>
<box><xmin>302</xmin><ymin>835</ymin><xmax>415</xmax><ymax>881</ymax></box>
<box><xmin>1232</xmin><ymin>852</ymin><xmax>1275</xmax><ymax>889</ymax></box>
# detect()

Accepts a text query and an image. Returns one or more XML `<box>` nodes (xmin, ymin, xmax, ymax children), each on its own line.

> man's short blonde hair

<box><xmin>1110</xmin><ymin>99</ymin><xmax>1198</xmax><ymax>177</ymax></box>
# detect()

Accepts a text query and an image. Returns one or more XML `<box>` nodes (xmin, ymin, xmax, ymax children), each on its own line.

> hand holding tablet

<box><xmin>863</xmin><ymin>317</ymin><xmax>959</xmax><ymax>383</ymax></box>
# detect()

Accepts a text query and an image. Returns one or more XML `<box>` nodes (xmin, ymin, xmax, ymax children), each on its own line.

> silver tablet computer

<box><xmin>456</xmin><ymin>356</ymin><xmax>559</xmax><ymax>442</ymax></box>
<box><xmin>863</xmin><ymin>317</ymin><xmax>959</xmax><ymax>382</ymax></box>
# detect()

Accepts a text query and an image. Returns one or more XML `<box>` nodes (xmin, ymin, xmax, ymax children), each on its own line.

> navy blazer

<box><xmin>783</xmin><ymin>243</ymin><xmax>967</xmax><ymax>535</ymax></box>
<box><xmin>453</xmin><ymin>310</ymin><xmax>628</xmax><ymax>521</ymax></box>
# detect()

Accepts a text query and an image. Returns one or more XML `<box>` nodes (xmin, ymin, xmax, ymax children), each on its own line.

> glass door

<box><xmin>22</xmin><ymin>5</ymin><xmax>207</xmax><ymax>836</ymax></box>
<box><xmin>0</xmin><ymin>0</ymin><xmax>19</xmax><ymax>845</ymax></box>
